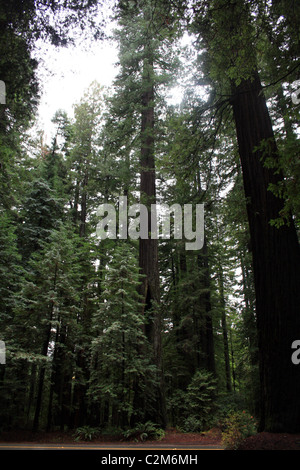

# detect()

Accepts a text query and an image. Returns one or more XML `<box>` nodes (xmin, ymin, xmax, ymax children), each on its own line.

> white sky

<box><xmin>34</xmin><ymin>37</ymin><xmax>119</xmax><ymax>143</ymax></box>
<box><xmin>32</xmin><ymin>17</ymin><xmax>191</xmax><ymax>146</ymax></box>
<box><xmin>34</xmin><ymin>40</ymin><xmax>184</xmax><ymax>144</ymax></box>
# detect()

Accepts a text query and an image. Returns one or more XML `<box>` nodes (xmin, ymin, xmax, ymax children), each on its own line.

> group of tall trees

<box><xmin>0</xmin><ymin>0</ymin><xmax>299</xmax><ymax>434</ymax></box>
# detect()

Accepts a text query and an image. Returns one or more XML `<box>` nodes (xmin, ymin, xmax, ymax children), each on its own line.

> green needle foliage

<box><xmin>89</xmin><ymin>242</ymin><xmax>157</xmax><ymax>428</ymax></box>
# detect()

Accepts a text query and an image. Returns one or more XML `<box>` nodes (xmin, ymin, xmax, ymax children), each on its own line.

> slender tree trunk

<box><xmin>79</xmin><ymin>169</ymin><xmax>88</xmax><ymax>238</ymax></box>
<box><xmin>26</xmin><ymin>364</ymin><xmax>37</xmax><ymax>427</ymax></box>
<box><xmin>231</xmin><ymin>70</ymin><xmax>300</xmax><ymax>432</ymax></box>
<box><xmin>196</xmin><ymin>177</ymin><xmax>215</xmax><ymax>374</ymax></box>
<box><xmin>218</xmin><ymin>265</ymin><xmax>231</xmax><ymax>392</ymax></box>
<box><xmin>32</xmin><ymin>262</ymin><xmax>58</xmax><ymax>432</ymax></box>
<box><xmin>71</xmin><ymin>158</ymin><xmax>91</xmax><ymax>427</ymax></box>
<box><xmin>230</xmin><ymin>329</ymin><xmax>236</xmax><ymax>392</ymax></box>
<box><xmin>32</xmin><ymin>325</ymin><xmax>51</xmax><ymax>432</ymax></box>
<box><xmin>201</xmin><ymin>237</ymin><xmax>216</xmax><ymax>374</ymax></box>
<box><xmin>46</xmin><ymin>323</ymin><xmax>60</xmax><ymax>432</ymax></box>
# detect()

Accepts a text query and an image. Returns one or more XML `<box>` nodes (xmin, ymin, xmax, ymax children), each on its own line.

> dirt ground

<box><xmin>1</xmin><ymin>427</ymin><xmax>300</xmax><ymax>450</ymax></box>
<box><xmin>0</xmin><ymin>427</ymin><xmax>222</xmax><ymax>445</ymax></box>
<box><xmin>236</xmin><ymin>431</ymin><xmax>300</xmax><ymax>450</ymax></box>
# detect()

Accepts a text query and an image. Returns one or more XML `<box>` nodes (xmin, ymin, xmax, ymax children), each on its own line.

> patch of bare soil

<box><xmin>237</xmin><ymin>432</ymin><xmax>300</xmax><ymax>450</ymax></box>
<box><xmin>0</xmin><ymin>430</ymin><xmax>78</xmax><ymax>444</ymax></box>
<box><xmin>159</xmin><ymin>427</ymin><xmax>223</xmax><ymax>445</ymax></box>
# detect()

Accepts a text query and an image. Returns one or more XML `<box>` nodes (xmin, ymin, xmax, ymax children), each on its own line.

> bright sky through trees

<box><xmin>35</xmin><ymin>40</ymin><xmax>118</xmax><ymax>140</ymax></box>
<box><xmin>34</xmin><ymin>20</ymin><xmax>189</xmax><ymax>142</ymax></box>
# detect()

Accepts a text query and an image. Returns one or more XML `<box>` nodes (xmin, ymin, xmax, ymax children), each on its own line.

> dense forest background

<box><xmin>0</xmin><ymin>0</ymin><xmax>299</xmax><ymax>439</ymax></box>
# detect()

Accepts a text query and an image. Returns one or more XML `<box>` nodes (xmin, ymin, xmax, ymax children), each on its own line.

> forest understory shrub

<box><xmin>221</xmin><ymin>410</ymin><xmax>258</xmax><ymax>450</ymax></box>
<box><xmin>175</xmin><ymin>370</ymin><xmax>218</xmax><ymax>433</ymax></box>
<box><xmin>215</xmin><ymin>391</ymin><xmax>250</xmax><ymax>424</ymax></box>
<box><xmin>73</xmin><ymin>426</ymin><xmax>102</xmax><ymax>442</ymax></box>
<box><xmin>72</xmin><ymin>422</ymin><xmax>166</xmax><ymax>443</ymax></box>
<box><xmin>122</xmin><ymin>421</ymin><xmax>166</xmax><ymax>442</ymax></box>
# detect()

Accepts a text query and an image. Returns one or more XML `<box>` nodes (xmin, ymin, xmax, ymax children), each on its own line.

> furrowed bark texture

<box><xmin>232</xmin><ymin>71</ymin><xmax>300</xmax><ymax>432</ymax></box>
<box><xmin>137</xmin><ymin>53</ymin><xmax>167</xmax><ymax>427</ymax></box>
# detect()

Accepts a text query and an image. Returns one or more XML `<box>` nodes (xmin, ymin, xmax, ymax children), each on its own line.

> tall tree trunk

<box><xmin>231</xmin><ymin>70</ymin><xmax>300</xmax><ymax>432</ymax></box>
<box><xmin>240</xmin><ymin>247</ymin><xmax>259</xmax><ymax>414</ymax></box>
<box><xmin>137</xmin><ymin>47</ymin><xmax>167</xmax><ymax>427</ymax></box>
<box><xmin>201</xmin><ymin>237</ymin><xmax>216</xmax><ymax>374</ymax></box>
<box><xmin>196</xmin><ymin>176</ymin><xmax>215</xmax><ymax>374</ymax></box>
<box><xmin>32</xmin><ymin>262</ymin><xmax>58</xmax><ymax>432</ymax></box>
<box><xmin>218</xmin><ymin>264</ymin><xmax>231</xmax><ymax>392</ymax></box>
<box><xmin>26</xmin><ymin>364</ymin><xmax>37</xmax><ymax>427</ymax></box>
<box><xmin>32</xmin><ymin>325</ymin><xmax>51</xmax><ymax>432</ymax></box>
<box><xmin>46</xmin><ymin>322</ymin><xmax>60</xmax><ymax>432</ymax></box>
<box><xmin>79</xmin><ymin>169</ymin><xmax>88</xmax><ymax>238</ymax></box>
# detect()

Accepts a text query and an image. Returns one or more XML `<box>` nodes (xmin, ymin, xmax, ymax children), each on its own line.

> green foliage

<box><xmin>73</xmin><ymin>426</ymin><xmax>101</xmax><ymax>442</ymax></box>
<box><xmin>89</xmin><ymin>242</ymin><xmax>156</xmax><ymax>426</ymax></box>
<box><xmin>221</xmin><ymin>410</ymin><xmax>257</xmax><ymax>450</ymax></box>
<box><xmin>215</xmin><ymin>392</ymin><xmax>249</xmax><ymax>421</ymax></box>
<box><xmin>17</xmin><ymin>178</ymin><xmax>64</xmax><ymax>262</ymax></box>
<box><xmin>0</xmin><ymin>212</ymin><xmax>22</xmax><ymax>316</ymax></box>
<box><xmin>122</xmin><ymin>421</ymin><xmax>166</xmax><ymax>442</ymax></box>
<box><xmin>178</xmin><ymin>370</ymin><xmax>218</xmax><ymax>433</ymax></box>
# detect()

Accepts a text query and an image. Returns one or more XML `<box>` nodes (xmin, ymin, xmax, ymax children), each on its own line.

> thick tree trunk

<box><xmin>139</xmin><ymin>68</ymin><xmax>159</xmax><ymax>326</ymax></box>
<box><xmin>231</xmin><ymin>70</ymin><xmax>300</xmax><ymax>432</ymax></box>
<box><xmin>137</xmin><ymin>51</ymin><xmax>167</xmax><ymax>427</ymax></box>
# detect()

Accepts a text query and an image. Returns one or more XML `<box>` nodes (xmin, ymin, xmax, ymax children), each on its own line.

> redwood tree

<box><xmin>191</xmin><ymin>0</ymin><xmax>300</xmax><ymax>432</ymax></box>
<box><xmin>231</xmin><ymin>70</ymin><xmax>300</xmax><ymax>432</ymax></box>
<box><xmin>109</xmin><ymin>0</ymin><xmax>180</xmax><ymax>426</ymax></box>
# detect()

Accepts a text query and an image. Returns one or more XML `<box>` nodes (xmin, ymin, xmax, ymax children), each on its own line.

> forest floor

<box><xmin>236</xmin><ymin>431</ymin><xmax>300</xmax><ymax>450</ymax></box>
<box><xmin>1</xmin><ymin>427</ymin><xmax>300</xmax><ymax>450</ymax></box>
<box><xmin>0</xmin><ymin>427</ymin><xmax>222</xmax><ymax>446</ymax></box>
